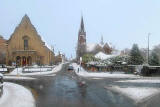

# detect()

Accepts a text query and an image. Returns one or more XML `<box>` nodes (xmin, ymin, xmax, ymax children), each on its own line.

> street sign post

<box><xmin>80</xmin><ymin>57</ymin><xmax>82</xmax><ymax>71</ymax></box>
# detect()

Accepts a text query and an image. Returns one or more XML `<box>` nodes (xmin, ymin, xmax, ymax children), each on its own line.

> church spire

<box><xmin>79</xmin><ymin>16</ymin><xmax>85</xmax><ymax>33</ymax></box>
<box><xmin>100</xmin><ymin>35</ymin><xmax>104</xmax><ymax>45</ymax></box>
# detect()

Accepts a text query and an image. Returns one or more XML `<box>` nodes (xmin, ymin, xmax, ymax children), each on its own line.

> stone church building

<box><xmin>76</xmin><ymin>17</ymin><xmax>113</xmax><ymax>61</ymax></box>
<box><xmin>4</xmin><ymin>15</ymin><xmax>54</xmax><ymax>66</ymax></box>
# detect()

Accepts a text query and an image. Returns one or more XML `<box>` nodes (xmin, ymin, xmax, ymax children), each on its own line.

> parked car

<box><xmin>0</xmin><ymin>73</ymin><xmax>3</xmax><ymax>96</ymax></box>
<box><xmin>67</xmin><ymin>65</ymin><xmax>74</xmax><ymax>71</ymax></box>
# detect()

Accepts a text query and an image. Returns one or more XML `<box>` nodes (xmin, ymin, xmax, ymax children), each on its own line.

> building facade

<box><xmin>6</xmin><ymin>15</ymin><xmax>54</xmax><ymax>66</ymax></box>
<box><xmin>0</xmin><ymin>36</ymin><xmax>7</xmax><ymax>64</ymax></box>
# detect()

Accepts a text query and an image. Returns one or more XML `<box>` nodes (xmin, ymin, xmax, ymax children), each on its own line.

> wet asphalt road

<box><xmin>4</xmin><ymin>64</ymin><xmax>160</xmax><ymax>107</ymax></box>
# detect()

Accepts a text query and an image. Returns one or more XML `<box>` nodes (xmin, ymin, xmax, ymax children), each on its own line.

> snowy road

<box><xmin>3</xmin><ymin>63</ymin><xmax>160</xmax><ymax>107</ymax></box>
<box><xmin>0</xmin><ymin>82</ymin><xmax>35</xmax><ymax>107</ymax></box>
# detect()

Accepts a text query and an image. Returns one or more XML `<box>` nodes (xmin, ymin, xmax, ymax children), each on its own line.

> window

<box><xmin>24</xmin><ymin>39</ymin><xmax>28</xmax><ymax>50</ymax></box>
<box><xmin>23</xmin><ymin>35</ymin><xmax>29</xmax><ymax>50</ymax></box>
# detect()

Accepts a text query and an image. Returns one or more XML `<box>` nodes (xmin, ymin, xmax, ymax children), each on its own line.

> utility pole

<box><xmin>147</xmin><ymin>33</ymin><xmax>151</xmax><ymax>65</ymax></box>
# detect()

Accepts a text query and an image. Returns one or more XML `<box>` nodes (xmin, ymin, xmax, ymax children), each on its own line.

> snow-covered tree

<box><xmin>82</xmin><ymin>54</ymin><xmax>99</xmax><ymax>63</ymax></box>
<box><xmin>140</xmin><ymin>48</ymin><xmax>148</xmax><ymax>63</ymax></box>
<box><xmin>149</xmin><ymin>51</ymin><xmax>159</xmax><ymax>66</ymax></box>
<box><xmin>104</xmin><ymin>55</ymin><xmax>129</xmax><ymax>65</ymax></box>
<box><xmin>129</xmin><ymin>44</ymin><xmax>144</xmax><ymax>65</ymax></box>
<box><xmin>152</xmin><ymin>44</ymin><xmax>160</xmax><ymax>61</ymax></box>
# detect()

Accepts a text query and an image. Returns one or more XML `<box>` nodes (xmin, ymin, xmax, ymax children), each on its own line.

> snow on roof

<box><xmin>108</xmin><ymin>42</ymin><xmax>112</xmax><ymax>48</ymax></box>
<box><xmin>95</xmin><ymin>52</ymin><xmax>114</xmax><ymax>60</ymax></box>
<box><xmin>86</xmin><ymin>43</ymin><xmax>98</xmax><ymax>52</ymax></box>
<box><xmin>41</xmin><ymin>37</ymin><xmax>53</xmax><ymax>52</ymax></box>
<box><xmin>87</xmin><ymin>42</ymin><xmax>113</xmax><ymax>52</ymax></box>
<box><xmin>45</xmin><ymin>43</ymin><xmax>52</xmax><ymax>51</ymax></box>
<box><xmin>99</xmin><ymin>43</ymin><xmax>104</xmax><ymax>47</ymax></box>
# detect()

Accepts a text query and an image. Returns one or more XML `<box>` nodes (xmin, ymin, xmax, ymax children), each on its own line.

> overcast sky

<box><xmin>0</xmin><ymin>0</ymin><xmax>160</xmax><ymax>58</ymax></box>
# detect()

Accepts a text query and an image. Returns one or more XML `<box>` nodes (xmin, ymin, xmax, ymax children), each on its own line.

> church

<box><xmin>1</xmin><ymin>15</ymin><xmax>55</xmax><ymax>66</ymax></box>
<box><xmin>76</xmin><ymin>17</ymin><xmax>113</xmax><ymax>61</ymax></box>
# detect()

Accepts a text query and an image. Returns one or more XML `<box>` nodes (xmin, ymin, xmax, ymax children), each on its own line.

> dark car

<box><xmin>68</xmin><ymin>65</ymin><xmax>74</xmax><ymax>71</ymax></box>
<box><xmin>0</xmin><ymin>73</ymin><xmax>3</xmax><ymax>96</ymax></box>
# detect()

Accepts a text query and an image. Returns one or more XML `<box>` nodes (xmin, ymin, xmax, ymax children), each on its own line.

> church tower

<box><xmin>100</xmin><ymin>35</ymin><xmax>104</xmax><ymax>46</ymax></box>
<box><xmin>76</xmin><ymin>16</ymin><xmax>86</xmax><ymax>61</ymax></box>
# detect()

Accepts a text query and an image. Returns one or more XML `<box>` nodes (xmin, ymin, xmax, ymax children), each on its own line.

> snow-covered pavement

<box><xmin>105</xmin><ymin>85</ymin><xmax>160</xmax><ymax>103</ymax></box>
<box><xmin>104</xmin><ymin>78</ymin><xmax>160</xmax><ymax>103</ymax></box>
<box><xmin>116</xmin><ymin>79</ymin><xmax>160</xmax><ymax>83</ymax></box>
<box><xmin>4</xmin><ymin>76</ymin><xmax>36</xmax><ymax>80</ymax></box>
<box><xmin>0</xmin><ymin>82</ymin><xmax>35</xmax><ymax>107</ymax></box>
<box><xmin>72</xmin><ymin>63</ymin><xmax>137</xmax><ymax>78</ymax></box>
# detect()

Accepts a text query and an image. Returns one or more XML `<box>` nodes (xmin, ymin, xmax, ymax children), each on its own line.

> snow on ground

<box><xmin>91</xmin><ymin>78</ymin><xmax>103</xmax><ymax>80</ymax></box>
<box><xmin>0</xmin><ymin>82</ymin><xmax>35</xmax><ymax>107</ymax></box>
<box><xmin>8</xmin><ymin>63</ymin><xmax>63</xmax><ymax>76</ymax></box>
<box><xmin>0</xmin><ymin>68</ymin><xmax>7</xmax><ymax>71</ymax></box>
<box><xmin>4</xmin><ymin>76</ymin><xmax>36</xmax><ymax>80</ymax></box>
<box><xmin>104</xmin><ymin>85</ymin><xmax>160</xmax><ymax>103</ymax></box>
<box><xmin>9</xmin><ymin>68</ymin><xmax>23</xmax><ymax>75</ymax></box>
<box><xmin>117</xmin><ymin>79</ymin><xmax>160</xmax><ymax>83</ymax></box>
<box><xmin>72</xmin><ymin>63</ymin><xmax>137</xmax><ymax>78</ymax></box>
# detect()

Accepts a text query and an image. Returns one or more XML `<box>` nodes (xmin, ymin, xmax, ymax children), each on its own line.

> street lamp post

<box><xmin>147</xmin><ymin>33</ymin><xmax>151</xmax><ymax>65</ymax></box>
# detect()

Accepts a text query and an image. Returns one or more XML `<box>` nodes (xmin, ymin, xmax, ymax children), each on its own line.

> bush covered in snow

<box><xmin>107</xmin><ymin>55</ymin><xmax>129</xmax><ymax>65</ymax></box>
<box><xmin>86</xmin><ymin>55</ymin><xmax>130</xmax><ymax>68</ymax></box>
<box><xmin>82</xmin><ymin>54</ymin><xmax>100</xmax><ymax>63</ymax></box>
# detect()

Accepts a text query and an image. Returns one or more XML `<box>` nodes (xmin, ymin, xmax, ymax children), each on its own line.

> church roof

<box><xmin>86</xmin><ymin>42</ymin><xmax>112</xmax><ymax>53</ymax></box>
<box><xmin>86</xmin><ymin>43</ymin><xmax>98</xmax><ymax>52</ymax></box>
<box><xmin>95</xmin><ymin>52</ymin><xmax>114</xmax><ymax>60</ymax></box>
<box><xmin>0</xmin><ymin>35</ymin><xmax>3</xmax><ymax>38</ymax></box>
<box><xmin>19</xmin><ymin>14</ymin><xmax>32</xmax><ymax>26</ymax></box>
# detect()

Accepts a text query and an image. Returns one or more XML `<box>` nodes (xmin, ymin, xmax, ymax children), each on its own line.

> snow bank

<box><xmin>4</xmin><ymin>76</ymin><xmax>36</xmax><ymax>80</ymax></box>
<box><xmin>9</xmin><ymin>68</ymin><xmax>23</xmax><ymax>75</ymax></box>
<box><xmin>0</xmin><ymin>68</ymin><xmax>7</xmax><ymax>71</ymax></box>
<box><xmin>8</xmin><ymin>63</ymin><xmax>63</xmax><ymax>76</ymax></box>
<box><xmin>105</xmin><ymin>85</ymin><xmax>160</xmax><ymax>103</ymax></box>
<box><xmin>117</xmin><ymin>79</ymin><xmax>160</xmax><ymax>84</ymax></box>
<box><xmin>72</xmin><ymin>63</ymin><xmax>136</xmax><ymax>78</ymax></box>
<box><xmin>24</xmin><ymin>68</ymin><xmax>52</xmax><ymax>72</ymax></box>
<box><xmin>0</xmin><ymin>82</ymin><xmax>35</xmax><ymax>107</ymax></box>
